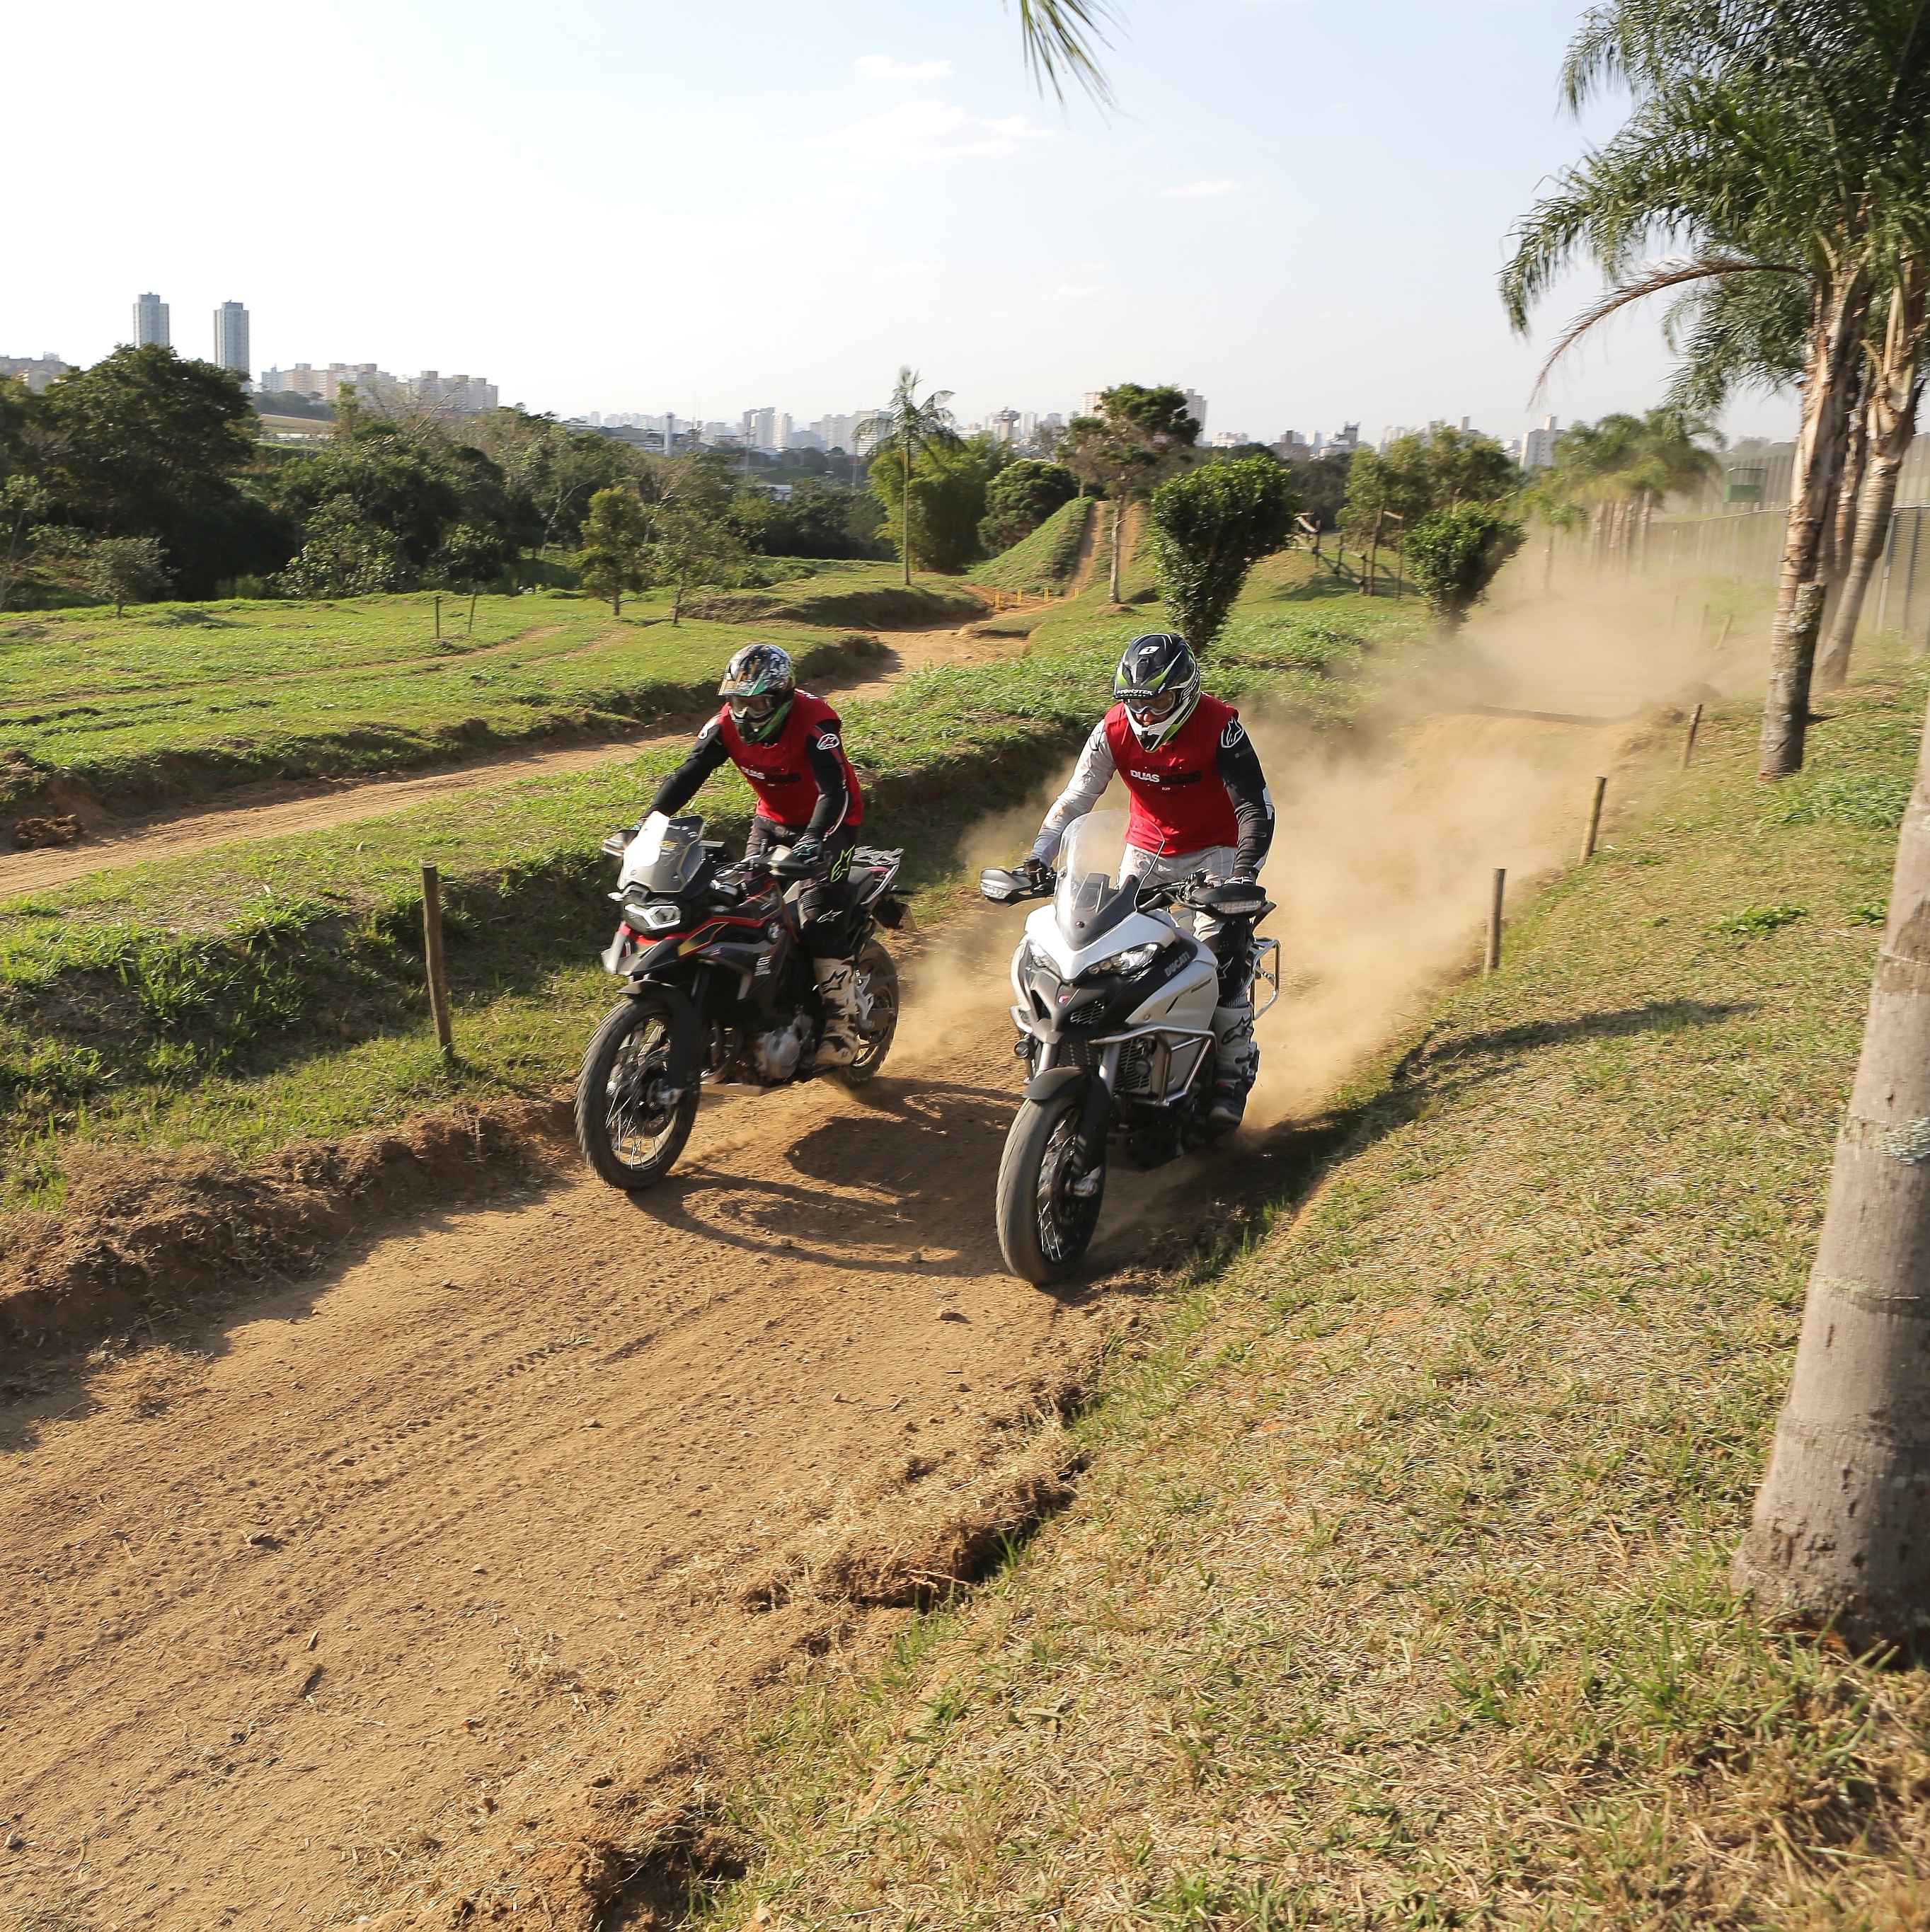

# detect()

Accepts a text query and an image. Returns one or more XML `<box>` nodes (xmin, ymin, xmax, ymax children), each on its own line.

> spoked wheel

<box><xmin>575</xmin><ymin>994</ymin><xmax>700</xmax><ymax>1190</ymax></box>
<box><xmin>839</xmin><ymin>938</ymin><xmax>900</xmax><ymax>1086</ymax></box>
<box><xmin>994</xmin><ymin>1092</ymin><xmax>1106</xmax><ymax>1286</ymax></box>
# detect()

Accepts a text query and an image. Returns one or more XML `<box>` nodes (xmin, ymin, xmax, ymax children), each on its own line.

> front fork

<box><xmin>1028</xmin><ymin>1038</ymin><xmax>1120</xmax><ymax>1195</ymax></box>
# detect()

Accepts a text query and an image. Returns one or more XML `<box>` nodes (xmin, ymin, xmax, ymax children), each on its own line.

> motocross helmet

<box><xmin>719</xmin><ymin>642</ymin><xmax>795</xmax><ymax>743</ymax></box>
<box><xmin>1115</xmin><ymin>633</ymin><xmax>1201</xmax><ymax>749</ymax></box>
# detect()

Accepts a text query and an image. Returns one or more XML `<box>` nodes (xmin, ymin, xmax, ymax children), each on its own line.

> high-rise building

<box><xmin>1522</xmin><ymin>414</ymin><xmax>1563</xmax><ymax>471</ymax></box>
<box><xmin>133</xmin><ymin>292</ymin><xmax>169</xmax><ymax>348</ymax></box>
<box><xmin>212</xmin><ymin>301</ymin><xmax>250</xmax><ymax>377</ymax></box>
<box><xmin>1183</xmin><ymin>390</ymin><xmax>1207</xmax><ymax>436</ymax></box>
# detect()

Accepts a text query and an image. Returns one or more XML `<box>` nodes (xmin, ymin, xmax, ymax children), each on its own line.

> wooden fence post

<box><xmin>1580</xmin><ymin>776</ymin><xmax>1607</xmax><ymax>862</ymax></box>
<box><xmin>422</xmin><ymin>863</ymin><xmax>454</xmax><ymax>1059</ymax></box>
<box><xmin>1682</xmin><ymin>701</ymin><xmax>1704</xmax><ymax>771</ymax></box>
<box><xmin>433</xmin><ymin>594</ymin><xmax>442</xmax><ymax>640</ymax></box>
<box><xmin>1485</xmin><ymin>868</ymin><xmax>1506</xmax><ymax>976</ymax></box>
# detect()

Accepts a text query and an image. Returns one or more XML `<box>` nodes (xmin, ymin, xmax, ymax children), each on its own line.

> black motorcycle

<box><xmin>575</xmin><ymin>811</ymin><xmax>907</xmax><ymax>1191</ymax></box>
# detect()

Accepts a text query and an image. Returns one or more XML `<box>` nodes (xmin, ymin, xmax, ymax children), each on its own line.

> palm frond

<box><xmin>1012</xmin><ymin>0</ymin><xmax>1115</xmax><ymax>103</ymax></box>
<box><xmin>1532</xmin><ymin>254</ymin><xmax>1803</xmax><ymax>396</ymax></box>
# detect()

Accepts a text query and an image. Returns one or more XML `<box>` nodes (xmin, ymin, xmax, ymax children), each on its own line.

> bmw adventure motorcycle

<box><xmin>980</xmin><ymin>811</ymin><xmax>1278</xmax><ymax>1284</ymax></box>
<box><xmin>575</xmin><ymin>811</ymin><xmax>907</xmax><ymax>1190</ymax></box>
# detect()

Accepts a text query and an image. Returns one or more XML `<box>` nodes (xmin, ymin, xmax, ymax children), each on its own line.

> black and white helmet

<box><xmin>719</xmin><ymin>642</ymin><xmax>795</xmax><ymax>743</ymax></box>
<box><xmin>1114</xmin><ymin>633</ymin><xmax>1200</xmax><ymax>749</ymax></box>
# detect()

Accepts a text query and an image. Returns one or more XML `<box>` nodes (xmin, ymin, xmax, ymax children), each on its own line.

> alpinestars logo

<box><xmin>1220</xmin><ymin>720</ymin><xmax>1245</xmax><ymax>750</ymax></box>
<box><xmin>815</xmin><ymin>732</ymin><xmax>841</xmax><ymax>750</ymax></box>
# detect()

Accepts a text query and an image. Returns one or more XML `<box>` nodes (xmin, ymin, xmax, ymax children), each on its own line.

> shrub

<box><xmin>1147</xmin><ymin>456</ymin><xmax>1299</xmax><ymax>650</ymax></box>
<box><xmin>1402</xmin><ymin>503</ymin><xmax>1524</xmax><ymax>629</ymax></box>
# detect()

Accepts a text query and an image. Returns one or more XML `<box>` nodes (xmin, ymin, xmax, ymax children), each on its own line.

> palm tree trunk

<box><xmin>902</xmin><ymin>443</ymin><xmax>912</xmax><ymax>587</ymax></box>
<box><xmin>1759</xmin><ymin>269</ymin><xmax>1872</xmax><ymax>778</ymax></box>
<box><xmin>1819</xmin><ymin>284</ymin><xmax>1926</xmax><ymax>691</ymax></box>
<box><xmin>1735</xmin><ymin>677</ymin><xmax>1930</xmax><ymax>1647</ymax></box>
<box><xmin>1108</xmin><ymin>500</ymin><xmax>1123</xmax><ymax>603</ymax></box>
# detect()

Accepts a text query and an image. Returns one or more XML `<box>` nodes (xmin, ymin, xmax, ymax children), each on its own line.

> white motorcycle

<box><xmin>980</xmin><ymin>812</ymin><xmax>1278</xmax><ymax>1285</ymax></box>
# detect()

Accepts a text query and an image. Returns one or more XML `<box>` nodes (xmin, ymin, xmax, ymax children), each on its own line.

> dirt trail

<box><xmin>0</xmin><ymin>625</ymin><xmax>1026</xmax><ymax>898</ymax></box>
<box><xmin>0</xmin><ymin>905</ymin><xmax>1216</xmax><ymax>1930</ymax></box>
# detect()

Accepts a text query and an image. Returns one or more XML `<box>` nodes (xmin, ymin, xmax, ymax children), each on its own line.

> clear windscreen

<box><xmin>1054</xmin><ymin>810</ymin><xmax>1137</xmax><ymax>948</ymax></box>
<box><xmin>619</xmin><ymin>812</ymin><xmax>704</xmax><ymax>892</ymax></box>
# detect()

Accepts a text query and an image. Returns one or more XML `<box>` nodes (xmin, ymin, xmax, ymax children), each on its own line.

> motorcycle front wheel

<box><xmin>994</xmin><ymin>1091</ymin><xmax>1105</xmax><ymax>1286</ymax></box>
<box><xmin>575</xmin><ymin>993</ymin><xmax>701</xmax><ymax>1190</ymax></box>
<box><xmin>839</xmin><ymin>938</ymin><xmax>900</xmax><ymax>1086</ymax></box>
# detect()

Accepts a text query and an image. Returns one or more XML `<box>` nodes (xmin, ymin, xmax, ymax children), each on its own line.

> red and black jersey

<box><xmin>648</xmin><ymin>690</ymin><xmax>864</xmax><ymax>834</ymax></box>
<box><xmin>1101</xmin><ymin>694</ymin><xmax>1245</xmax><ymax>856</ymax></box>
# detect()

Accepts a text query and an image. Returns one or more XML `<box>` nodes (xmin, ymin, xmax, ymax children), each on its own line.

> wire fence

<box><xmin>1632</xmin><ymin>507</ymin><xmax>1930</xmax><ymax>648</ymax></box>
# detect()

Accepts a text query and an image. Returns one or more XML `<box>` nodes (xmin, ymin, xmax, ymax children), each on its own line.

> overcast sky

<box><xmin>4</xmin><ymin>0</ymin><xmax>1797</xmax><ymax>447</ymax></box>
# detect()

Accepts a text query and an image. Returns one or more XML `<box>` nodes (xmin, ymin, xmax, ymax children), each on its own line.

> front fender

<box><xmin>1023</xmin><ymin>1065</ymin><xmax>1089</xmax><ymax>1105</ymax></box>
<box><xmin>628</xmin><ymin>979</ymin><xmax>701</xmax><ymax>1090</ymax></box>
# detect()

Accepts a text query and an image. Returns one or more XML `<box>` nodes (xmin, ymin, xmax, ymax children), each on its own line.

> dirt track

<box><xmin>0</xmin><ymin>625</ymin><xmax>1023</xmax><ymax>898</ymax></box>
<box><xmin>0</xmin><ymin>908</ymin><xmax>1237</xmax><ymax>1930</ymax></box>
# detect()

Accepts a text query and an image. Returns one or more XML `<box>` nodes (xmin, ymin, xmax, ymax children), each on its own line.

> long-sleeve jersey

<box><xmin>648</xmin><ymin>708</ymin><xmax>854</xmax><ymax>836</ymax></box>
<box><xmin>1030</xmin><ymin>704</ymin><xmax>1273</xmax><ymax>876</ymax></box>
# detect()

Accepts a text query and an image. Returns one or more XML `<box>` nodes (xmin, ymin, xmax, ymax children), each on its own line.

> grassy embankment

<box><xmin>0</xmin><ymin>554</ymin><xmax>1419</xmax><ymax>1203</ymax></box>
<box><xmin>694</xmin><ymin>652</ymin><xmax>1930</xmax><ymax>1928</ymax></box>
<box><xmin>0</xmin><ymin>563</ymin><xmax>984</xmax><ymax>824</ymax></box>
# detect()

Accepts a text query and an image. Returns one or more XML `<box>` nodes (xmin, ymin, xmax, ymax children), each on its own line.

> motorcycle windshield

<box><xmin>619</xmin><ymin>812</ymin><xmax>706</xmax><ymax>893</ymax></box>
<box><xmin>1054</xmin><ymin>811</ymin><xmax>1138</xmax><ymax>949</ymax></box>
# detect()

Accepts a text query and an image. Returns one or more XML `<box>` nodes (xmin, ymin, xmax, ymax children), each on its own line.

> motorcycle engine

<box><xmin>752</xmin><ymin>1012</ymin><xmax>814</xmax><ymax>1083</ymax></box>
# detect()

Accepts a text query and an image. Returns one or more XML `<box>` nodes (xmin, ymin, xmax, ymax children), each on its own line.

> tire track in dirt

<box><xmin>0</xmin><ymin>904</ymin><xmax>1197</xmax><ymax>1930</ymax></box>
<box><xmin>0</xmin><ymin>625</ymin><xmax>1030</xmax><ymax>899</ymax></box>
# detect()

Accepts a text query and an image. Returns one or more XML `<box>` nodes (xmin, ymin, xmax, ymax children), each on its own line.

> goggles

<box><xmin>728</xmin><ymin>691</ymin><xmax>781</xmax><ymax>723</ymax></box>
<box><xmin>1123</xmin><ymin>691</ymin><xmax>1183</xmax><ymax>726</ymax></box>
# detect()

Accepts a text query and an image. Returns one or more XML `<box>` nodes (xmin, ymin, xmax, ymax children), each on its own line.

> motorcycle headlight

<box><xmin>1079</xmin><ymin>941</ymin><xmax>1166</xmax><ymax>982</ymax></box>
<box><xmin>626</xmin><ymin>899</ymin><xmax>683</xmax><ymax>933</ymax></box>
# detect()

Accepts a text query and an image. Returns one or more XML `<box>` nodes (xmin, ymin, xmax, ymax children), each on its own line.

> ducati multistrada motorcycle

<box><xmin>980</xmin><ymin>812</ymin><xmax>1279</xmax><ymax>1285</ymax></box>
<box><xmin>574</xmin><ymin>810</ymin><xmax>907</xmax><ymax>1190</ymax></box>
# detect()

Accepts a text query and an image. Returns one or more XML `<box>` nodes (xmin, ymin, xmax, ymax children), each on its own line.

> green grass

<box><xmin>0</xmin><ymin>564</ymin><xmax>972</xmax><ymax>816</ymax></box>
<box><xmin>973</xmin><ymin>498</ymin><xmax>1097</xmax><ymax>596</ymax></box>
<box><xmin>686</xmin><ymin>656</ymin><xmax>1930</xmax><ymax>1928</ymax></box>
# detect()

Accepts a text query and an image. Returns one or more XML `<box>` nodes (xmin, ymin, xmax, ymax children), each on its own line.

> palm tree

<box><xmin>1013</xmin><ymin>0</ymin><xmax>1115</xmax><ymax>100</ymax></box>
<box><xmin>860</xmin><ymin>369</ymin><xmax>960</xmax><ymax>587</ymax></box>
<box><xmin>1501</xmin><ymin>0</ymin><xmax>1930</xmax><ymax>777</ymax></box>
<box><xmin>1536</xmin><ymin>408</ymin><xmax>1721</xmax><ymax>570</ymax></box>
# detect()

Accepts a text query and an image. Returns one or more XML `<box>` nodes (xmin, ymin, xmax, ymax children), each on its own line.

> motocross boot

<box><xmin>812</xmin><ymin>957</ymin><xmax>863</xmax><ymax>1067</ymax></box>
<box><xmin>1208</xmin><ymin>997</ymin><xmax>1257</xmax><ymax>1129</ymax></box>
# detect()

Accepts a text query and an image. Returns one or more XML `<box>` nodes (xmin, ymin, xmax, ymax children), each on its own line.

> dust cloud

<box><xmin>903</xmin><ymin>569</ymin><xmax>1762</xmax><ymax>1126</ymax></box>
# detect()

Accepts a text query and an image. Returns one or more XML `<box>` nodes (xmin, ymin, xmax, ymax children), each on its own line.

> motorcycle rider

<box><xmin>1022</xmin><ymin>632</ymin><xmax>1273</xmax><ymax>1128</ymax></box>
<box><xmin>645</xmin><ymin>642</ymin><xmax>868</xmax><ymax>1066</ymax></box>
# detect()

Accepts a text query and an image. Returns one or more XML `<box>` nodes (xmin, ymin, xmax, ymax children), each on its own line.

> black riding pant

<box><xmin>743</xmin><ymin>820</ymin><xmax>858</xmax><ymax>960</ymax></box>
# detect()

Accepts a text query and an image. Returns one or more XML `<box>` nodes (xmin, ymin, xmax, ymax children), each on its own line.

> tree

<box><xmin>32</xmin><ymin>345</ymin><xmax>255</xmax><ymax>541</ymax></box>
<box><xmin>577</xmin><ymin>487</ymin><xmax>653</xmax><ymax>614</ymax></box>
<box><xmin>735</xmin><ymin>477</ymin><xmax>888</xmax><ymax>560</ymax></box>
<box><xmin>1147</xmin><ymin>456</ymin><xmax>1299</xmax><ymax>651</ymax></box>
<box><xmin>980</xmin><ymin>459</ymin><xmax>1080</xmax><ymax>555</ymax></box>
<box><xmin>649</xmin><ymin>506</ymin><xmax>746</xmax><ymax>625</ymax></box>
<box><xmin>82</xmin><ymin>536</ymin><xmax>169</xmax><ymax>616</ymax></box>
<box><xmin>1342</xmin><ymin>427</ymin><xmax>1518</xmax><ymax>592</ymax></box>
<box><xmin>1403</xmin><ymin>504</ymin><xmax>1525</xmax><ymax>631</ymax></box>
<box><xmin>0</xmin><ymin>474</ymin><xmax>50</xmax><ymax>612</ymax></box>
<box><xmin>1061</xmin><ymin>384</ymin><xmax>1202</xmax><ymax>600</ymax></box>
<box><xmin>1532</xmin><ymin>408</ymin><xmax>1721</xmax><ymax>569</ymax></box>
<box><xmin>859</xmin><ymin>369</ymin><xmax>960</xmax><ymax>585</ymax></box>
<box><xmin>274</xmin><ymin>498</ymin><xmax>409</xmax><ymax>597</ymax></box>
<box><xmin>1735</xmin><ymin>680</ymin><xmax>1930</xmax><ymax>1648</ymax></box>
<box><xmin>871</xmin><ymin>435</ymin><xmax>1001</xmax><ymax>575</ymax></box>
<box><xmin>1501</xmin><ymin>0</ymin><xmax>1930</xmax><ymax>778</ymax></box>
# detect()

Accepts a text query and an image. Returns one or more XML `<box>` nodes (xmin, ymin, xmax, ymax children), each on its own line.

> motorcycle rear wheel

<box><xmin>839</xmin><ymin>938</ymin><xmax>900</xmax><ymax>1086</ymax></box>
<box><xmin>575</xmin><ymin>994</ymin><xmax>700</xmax><ymax>1190</ymax></box>
<box><xmin>995</xmin><ymin>1092</ymin><xmax>1105</xmax><ymax>1285</ymax></box>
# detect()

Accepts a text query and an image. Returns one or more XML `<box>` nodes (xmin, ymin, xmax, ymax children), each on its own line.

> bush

<box><xmin>1402</xmin><ymin>503</ymin><xmax>1524</xmax><ymax>630</ymax></box>
<box><xmin>1147</xmin><ymin>456</ymin><xmax>1299</xmax><ymax>650</ymax></box>
<box><xmin>979</xmin><ymin>459</ymin><xmax>1079</xmax><ymax>555</ymax></box>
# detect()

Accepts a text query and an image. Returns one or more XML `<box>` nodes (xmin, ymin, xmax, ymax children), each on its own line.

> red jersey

<box><xmin>716</xmin><ymin>690</ymin><xmax>864</xmax><ymax>830</ymax></box>
<box><xmin>1101</xmin><ymin>694</ymin><xmax>1243</xmax><ymax>856</ymax></box>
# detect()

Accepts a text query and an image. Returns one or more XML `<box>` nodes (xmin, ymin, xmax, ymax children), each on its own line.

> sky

<box><xmin>4</xmin><ymin>0</ymin><xmax>1797</xmax><ymax>449</ymax></box>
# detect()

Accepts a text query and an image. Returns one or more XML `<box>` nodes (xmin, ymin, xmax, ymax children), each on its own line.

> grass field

<box><xmin>0</xmin><ymin>564</ymin><xmax>978</xmax><ymax>817</ymax></box>
<box><xmin>0</xmin><ymin>555</ymin><xmax>1422</xmax><ymax>1203</ymax></box>
<box><xmin>691</xmin><ymin>653</ymin><xmax>1930</xmax><ymax>1930</ymax></box>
